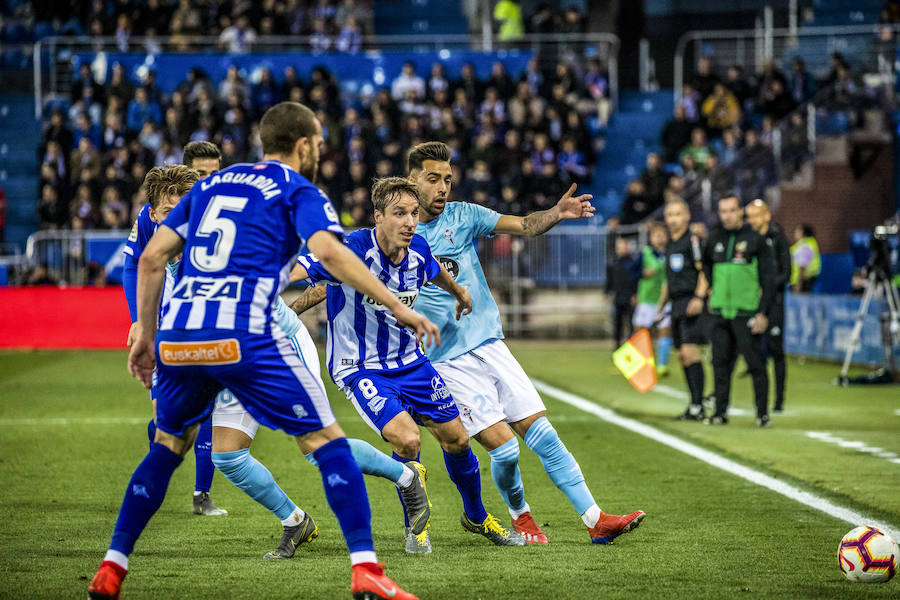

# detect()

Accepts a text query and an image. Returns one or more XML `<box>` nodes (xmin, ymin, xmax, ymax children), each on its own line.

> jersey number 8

<box><xmin>191</xmin><ymin>194</ymin><xmax>249</xmax><ymax>272</ymax></box>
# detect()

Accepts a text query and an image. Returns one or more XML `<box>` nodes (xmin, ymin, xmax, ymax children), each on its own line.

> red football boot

<box><xmin>511</xmin><ymin>511</ymin><xmax>549</xmax><ymax>544</ymax></box>
<box><xmin>87</xmin><ymin>561</ymin><xmax>127</xmax><ymax>600</ymax></box>
<box><xmin>351</xmin><ymin>563</ymin><xmax>419</xmax><ymax>600</ymax></box>
<box><xmin>587</xmin><ymin>510</ymin><xmax>646</xmax><ymax>544</ymax></box>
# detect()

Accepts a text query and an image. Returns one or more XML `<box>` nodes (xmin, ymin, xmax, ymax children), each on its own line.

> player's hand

<box><xmin>128</xmin><ymin>332</ymin><xmax>156</xmax><ymax>389</ymax></box>
<box><xmin>455</xmin><ymin>286</ymin><xmax>473</xmax><ymax>320</ymax></box>
<box><xmin>686</xmin><ymin>297</ymin><xmax>704</xmax><ymax>317</ymax></box>
<box><xmin>750</xmin><ymin>313</ymin><xmax>768</xmax><ymax>335</ymax></box>
<box><xmin>126</xmin><ymin>321</ymin><xmax>139</xmax><ymax>348</ymax></box>
<box><xmin>556</xmin><ymin>183</ymin><xmax>595</xmax><ymax>220</ymax></box>
<box><xmin>393</xmin><ymin>305</ymin><xmax>441</xmax><ymax>348</ymax></box>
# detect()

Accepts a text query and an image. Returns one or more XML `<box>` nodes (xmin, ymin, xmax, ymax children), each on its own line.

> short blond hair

<box><xmin>142</xmin><ymin>165</ymin><xmax>200</xmax><ymax>209</ymax></box>
<box><xmin>371</xmin><ymin>177</ymin><xmax>420</xmax><ymax>212</ymax></box>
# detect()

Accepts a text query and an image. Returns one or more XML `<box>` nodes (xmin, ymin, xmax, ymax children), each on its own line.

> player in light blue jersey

<box><xmin>292</xmin><ymin>177</ymin><xmax>525</xmax><ymax>553</ymax></box>
<box><xmin>407</xmin><ymin>141</ymin><xmax>645</xmax><ymax>545</ymax></box>
<box><xmin>89</xmin><ymin>103</ymin><xmax>431</xmax><ymax>600</ymax></box>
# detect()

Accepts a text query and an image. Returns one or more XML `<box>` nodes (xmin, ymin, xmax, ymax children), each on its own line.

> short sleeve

<box><xmin>465</xmin><ymin>202</ymin><xmax>502</xmax><ymax>239</ymax></box>
<box><xmin>412</xmin><ymin>235</ymin><xmax>441</xmax><ymax>281</ymax></box>
<box><xmin>297</xmin><ymin>253</ymin><xmax>339</xmax><ymax>285</ymax></box>
<box><xmin>123</xmin><ymin>205</ymin><xmax>154</xmax><ymax>261</ymax></box>
<box><xmin>161</xmin><ymin>190</ymin><xmax>192</xmax><ymax>239</ymax></box>
<box><xmin>291</xmin><ymin>185</ymin><xmax>344</xmax><ymax>243</ymax></box>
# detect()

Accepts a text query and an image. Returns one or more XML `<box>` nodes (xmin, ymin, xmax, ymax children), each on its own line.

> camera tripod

<box><xmin>838</xmin><ymin>266</ymin><xmax>900</xmax><ymax>385</ymax></box>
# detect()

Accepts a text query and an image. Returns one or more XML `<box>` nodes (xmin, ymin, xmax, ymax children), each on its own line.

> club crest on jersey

<box><xmin>669</xmin><ymin>253</ymin><xmax>685</xmax><ymax>272</ymax></box>
<box><xmin>430</xmin><ymin>376</ymin><xmax>450</xmax><ymax>402</ymax></box>
<box><xmin>128</xmin><ymin>220</ymin><xmax>138</xmax><ymax>242</ymax></box>
<box><xmin>443</xmin><ymin>228</ymin><xmax>455</xmax><ymax>245</ymax></box>
<box><xmin>159</xmin><ymin>339</ymin><xmax>242</xmax><ymax>366</ymax></box>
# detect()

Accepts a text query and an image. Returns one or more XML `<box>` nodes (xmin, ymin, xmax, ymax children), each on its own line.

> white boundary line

<box><xmin>532</xmin><ymin>378</ymin><xmax>900</xmax><ymax>540</ymax></box>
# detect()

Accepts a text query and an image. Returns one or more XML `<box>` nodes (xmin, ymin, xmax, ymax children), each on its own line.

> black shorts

<box><xmin>671</xmin><ymin>311</ymin><xmax>708</xmax><ymax>348</ymax></box>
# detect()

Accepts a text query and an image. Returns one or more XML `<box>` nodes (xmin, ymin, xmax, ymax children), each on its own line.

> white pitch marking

<box><xmin>532</xmin><ymin>378</ymin><xmax>900</xmax><ymax>540</ymax></box>
<box><xmin>653</xmin><ymin>383</ymin><xmax>751</xmax><ymax>416</ymax></box>
<box><xmin>0</xmin><ymin>417</ymin><xmax>147</xmax><ymax>426</ymax></box>
<box><xmin>804</xmin><ymin>431</ymin><xmax>900</xmax><ymax>464</ymax></box>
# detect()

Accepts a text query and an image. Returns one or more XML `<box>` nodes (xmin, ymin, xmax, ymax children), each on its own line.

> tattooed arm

<box><xmin>289</xmin><ymin>285</ymin><xmax>327</xmax><ymax>315</ymax></box>
<box><xmin>491</xmin><ymin>183</ymin><xmax>595</xmax><ymax>237</ymax></box>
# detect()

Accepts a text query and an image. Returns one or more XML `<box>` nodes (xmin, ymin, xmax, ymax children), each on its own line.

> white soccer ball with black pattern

<box><xmin>837</xmin><ymin>525</ymin><xmax>898</xmax><ymax>583</ymax></box>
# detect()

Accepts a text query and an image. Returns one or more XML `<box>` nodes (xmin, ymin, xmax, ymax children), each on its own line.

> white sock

<box><xmin>396</xmin><ymin>465</ymin><xmax>415</xmax><ymax>488</ymax></box>
<box><xmin>509</xmin><ymin>502</ymin><xmax>531</xmax><ymax>520</ymax></box>
<box><xmin>349</xmin><ymin>550</ymin><xmax>378</xmax><ymax>566</ymax></box>
<box><xmin>581</xmin><ymin>504</ymin><xmax>602</xmax><ymax>527</ymax></box>
<box><xmin>193</xmin><ymin>491</ymin><xmax>204</xmax><ymax>497</ymax></box>
<box><xmin>281</xmin><ymin>507</ymin><xmax>306</xmax><ymax>527</ymax></box>
<box><xmin>103</xmin><ymin>550</ymin><xmax>129</xmax><ymax>571</ymax></box>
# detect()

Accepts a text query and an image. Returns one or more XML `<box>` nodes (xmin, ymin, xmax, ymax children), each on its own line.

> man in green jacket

<box><xmin>702</xmin><ymin>195</ymin><xmax>777</xmax><ymax>427</ymax></box>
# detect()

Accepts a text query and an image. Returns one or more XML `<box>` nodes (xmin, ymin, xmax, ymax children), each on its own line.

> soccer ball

<box><xmin>838</xmin><ymin>525</ymin><xmax>898</xmax><ymax>583</ymax></box>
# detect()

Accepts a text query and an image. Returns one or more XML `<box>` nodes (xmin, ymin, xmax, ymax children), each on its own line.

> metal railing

<box><xmin>33</xmin><ymin>32</ymin><xmax>619</xmax><ymax>119</ymax></box>
<box><xmin>674</xmin><ymin>23</ymin><xmax>900</xmax><ymax>102</ymax></box>
<box><xmin>23</xmin><ymin>223</ymin><xmax>645</xmax><ymax>337</ymax></box>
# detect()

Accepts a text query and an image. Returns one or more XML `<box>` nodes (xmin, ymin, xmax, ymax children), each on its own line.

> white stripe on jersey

<box><xmin>215</xmin><ymin>299</ymin><xmax>237</xmax><ymax>330</ymax></box>
<box><xmin>249</xmin><ymin>277</ymin><xmax>275</xmax><ymax>334</ymax></box>
<box><xmin>185</xmin><ymin>299</ymin><xmax>205</xmax><ymax>329</ymax></box>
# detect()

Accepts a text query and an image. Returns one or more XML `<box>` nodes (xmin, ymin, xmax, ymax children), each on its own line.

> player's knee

<box><xmin>393</xmin><ymin>434</ymin><xmax>421</xmax><ymax>459</ymax></box>
<box><xmin>211</xmin><ymin>448</ymin><xmax>250</xmax><ymax>479</ymax></box>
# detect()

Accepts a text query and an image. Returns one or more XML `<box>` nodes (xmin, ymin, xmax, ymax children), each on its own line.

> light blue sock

<box><xmin>488</xmin><ymin>438</ymin><xmax>526</xmax><ymax>511</ymax></box>
<box><xmin>212</xmin><ymin>449</ymin><xmax>296</xmax><ymax>521</ymax></box>
<box><xmin>306</xmin><ymin>439</ymin><xmax>405</xmax><ymax>484</ymax></box>
<box><xmin>657</xmin><ymin>336</ymin><xmax>673</xmax><ymax>368</ymax></box>
<box><xmin>523</xmin><ymin>417</ymin><xmax>595</xmax><ymax>515</ymax></box>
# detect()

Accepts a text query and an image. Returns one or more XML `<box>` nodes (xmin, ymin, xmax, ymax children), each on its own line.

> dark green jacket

<box><xmin>703</xmin><ymin>223</ymin><xmax>776</xmax><ymax>319</ymax></box>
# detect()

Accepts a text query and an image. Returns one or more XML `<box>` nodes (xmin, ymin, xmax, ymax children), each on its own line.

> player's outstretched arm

<box><xmin>430</xmin><ymin>265</ymin><xmax>472</xmax><ymax>320</ymax></box>
<box><xmin>289</xmin><ymin>286</ymin><xmax>327</xmax><ymax>315</ymax></box>
<box><xmin>306</xmin><ymin>230</ymin><xmax>441</xmax><ymax>347</ymax></box>
<box><xmin>130</xmin><ymin>226</ymin><xmax>184</xmax><ymax>389</ymax></box>
<box><xmin>492</xmin><ymin>183</ymin><xmax>594</xmax><ymax>237</ymax></box>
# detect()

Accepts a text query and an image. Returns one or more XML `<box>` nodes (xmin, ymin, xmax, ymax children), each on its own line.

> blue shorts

<box><xmin>153</xmin><ymin>329</ymin><xmax>334</xmax><ymax>437</ymax></box>
<box><xmin>342</xmin><ymin>358</ymin><xmax>460</xmax><ymax>434</ymax></box>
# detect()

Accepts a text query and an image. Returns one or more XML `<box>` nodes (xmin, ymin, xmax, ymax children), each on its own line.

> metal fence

<box><xmin>23</xmin><ymin>223</ymin><xmax>646</xmax><ymax>337</ymax></box>
<box><xmin>674</xmin><ymin>24</ymin><xmax>899</xmax><ymax>101</ymax></box>
<box><xmin>33</xmin><ymin>33</ymin><xmax>619</xmax><ymax>119</ymax></box>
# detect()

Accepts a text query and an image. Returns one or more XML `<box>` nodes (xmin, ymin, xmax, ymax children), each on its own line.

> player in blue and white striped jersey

<box><xmin>292</xmin><ymin>177</ymin><xmax>525</xmax><ymax>552</ymax></box>
<box><xmin>90</xmin><ymin>103</ymin><xmax>431</xmax><ymax>600</ymax></box>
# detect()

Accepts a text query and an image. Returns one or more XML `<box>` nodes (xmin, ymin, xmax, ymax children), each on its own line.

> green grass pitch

<box><xmin>0</xmin><ymin>342</ymin><xmax>897</xmax><ymax>599</ymax></box>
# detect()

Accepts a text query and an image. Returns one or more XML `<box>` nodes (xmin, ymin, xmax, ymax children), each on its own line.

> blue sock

<box><xmin>488</xmin><ymin>438</ymin><xmax>526</xmax><ymax>512</ymax></box>
<box><xmin>443</xmin><ymin>448</ymin><xmax>488</xmax><ymax>523</ymax></box>
<box><xmin>313</xmin><ymin>438</ymin><xmax>375</xmax><ymax>558</ymax></box>
<box><xmin>212</xmin><ymin>449</ymin><xmax>297</xmax><ymax>521</ymax></box>
<box><xmin>657</xmin><ymin>336</ymin><xmax>673</xmax><ymax>368</ymax></box>
<box><xmin>193</xmin><ymin>417</ymin><xmax>214</xmax><ymax>494</ymax></box>
<box><xmin>109</xmin><ymin>442</ymin><xmax>183</xmax><ymax>556</ymax></box>
<box><xmin>523</xmin><ymin>417</ymin><xmax>595</xmax><ymax>515</ymax></box>
<box><xmin>391</xmin><ymin>451</ymin><xmax>419</xmax><ymax>527</ymax></box>
<box><xmin>146</xmin><ymin>419</ymin><xmax>156</xmax><ymax>447</ymax></box>
<box><xmin>307</xmin><ymin>439</ymin><xmax>405</xmax><ymax>484</ymax></box>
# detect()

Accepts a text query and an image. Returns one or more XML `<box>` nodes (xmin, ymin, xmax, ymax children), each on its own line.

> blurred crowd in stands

<box><xmin>39</xmin><ymin>53</ymin><xmax>609</xmax><ymax>231</ymax></box>
<box><xmin>614</xmin><ymin>52</ymin><xmax>867</xmax><ymax>229</ymax></box>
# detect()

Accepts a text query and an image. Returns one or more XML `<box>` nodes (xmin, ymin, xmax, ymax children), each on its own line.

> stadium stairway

<box><xmin>0</xmin><ymin>94</ymin><xmax>39</xmax><ymax>249</ymax></box>
<box><xmin>374</xmin><ymin>0</ymin><xmax>468</xmax><ymax>36</ymax></box>
<box><xmin>588</xmin><ymin>90</ymin><xmax>673</xmax><ymax>220</ymax></box>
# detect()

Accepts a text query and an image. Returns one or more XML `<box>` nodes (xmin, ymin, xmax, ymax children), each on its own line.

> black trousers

<box><xmin>614</xmin><ymin>302</ymin><xmax>634</xmax><ymax>346</ymax></box>
<box><xmin>709</xmin><ymin>314</ymin><xmax>769</xmax><ymax>419</ymax></box>
<box><xmin>763</xmin><ymin>294</ymin><xmax>786</xmax><ymax>409</ymax></box>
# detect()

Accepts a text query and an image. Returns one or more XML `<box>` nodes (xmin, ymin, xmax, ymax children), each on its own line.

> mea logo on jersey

<box><xmin>171</xmin><ymin>276</ymin><xmax>243</xmax><ymax>300</ymax></box>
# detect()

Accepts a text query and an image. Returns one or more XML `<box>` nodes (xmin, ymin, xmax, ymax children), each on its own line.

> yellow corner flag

<box><xmin>612</xmin><ymin>329</ymin><xmax>657</xmax><ymax>393</ymax></box>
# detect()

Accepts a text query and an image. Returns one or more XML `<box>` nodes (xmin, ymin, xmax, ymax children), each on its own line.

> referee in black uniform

<box><xmin>745</xmin><ymin>199</ymin><xmax>791</xmax><ymax>412</ymax></box>
<box><xmin>702</xmin><ymin>195</ymin><xmax>777</xmax><ymax>427</ymax></box>
<box><xmin>656</xmin><ymin>199</ymin><xmax>709</xmax><ymax>420</ymax></box>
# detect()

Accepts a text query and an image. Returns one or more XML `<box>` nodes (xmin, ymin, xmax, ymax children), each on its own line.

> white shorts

<box><xmin>632</xmin><ymin>302</ymin><xmax>670</xmax><ymax>329</ymax></box>
<box><xmin>211</xmin><ymin>323</ymin><xmax>325</xmax><ymax>439</ymax></box>
<box><xmin>434</xmin><ymin>339</ymin><xmax>545</xmax><ymax>436</ymax></box>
